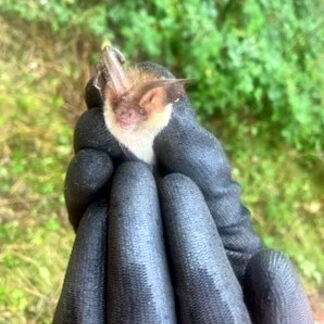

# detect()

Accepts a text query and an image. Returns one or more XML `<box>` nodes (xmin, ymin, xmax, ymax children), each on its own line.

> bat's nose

<box><xmin>117</xmin><ymin>107</ymin><xmax>137</xmax><ymax>130</ymax></box>
<box><xmin>119</xmin><ymin>108</ymin><xmax>135</xmax><ymax>120</ymax></box>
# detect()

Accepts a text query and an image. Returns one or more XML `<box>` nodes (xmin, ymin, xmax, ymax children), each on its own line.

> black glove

<box><xmin>53</xmin><ymin>63</ymin><xmax>314</xmax><ymax>324</ymax></box>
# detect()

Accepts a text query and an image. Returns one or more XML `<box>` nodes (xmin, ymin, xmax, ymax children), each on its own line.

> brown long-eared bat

<box><xmin>94</xmin><ymin>46</ymin><xmax>187</xmax><ymax>165</ymax></box>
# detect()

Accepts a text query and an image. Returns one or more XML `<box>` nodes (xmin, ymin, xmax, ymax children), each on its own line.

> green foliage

<box><xmin>1</xmin><ymin>0</ymin><xmax>323</xmax><ymax>153</ymax></box>
<box><xmin>0</xmin><ymin>221</ymin><xmax>72</xmax><ymax>323</ymax></box>
<box><xmin>0</xmin><ymin>28</ymin><xmax>74</xmax><ymax>321</ymax></box>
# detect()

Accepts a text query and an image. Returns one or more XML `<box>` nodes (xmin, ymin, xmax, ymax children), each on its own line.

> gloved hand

<box><xmin>53</xmin><ymin>63</ymin><xmax>314</xmax><ymax>324</ymax></box>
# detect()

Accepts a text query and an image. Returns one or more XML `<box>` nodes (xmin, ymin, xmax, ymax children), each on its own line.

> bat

<box><xmin>94</xmin><ymin>46</ymin><xmax>187</xmax><ymax>165</ymax></box>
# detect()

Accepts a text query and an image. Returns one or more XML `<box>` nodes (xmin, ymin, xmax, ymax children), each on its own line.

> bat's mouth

<box><xmin>118</xmin><ymin>119</ymin><xmax>136</xmax><ymax>130</ymax></box>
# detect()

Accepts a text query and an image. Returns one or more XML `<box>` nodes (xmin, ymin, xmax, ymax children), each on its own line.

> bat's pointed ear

<box><xmin>101</xmin><ymin>46</ymin><xmax>129</xmax><ymax>95</ymax></box>
<box><xmin>92</xmin><ymin>62</ymin><xmax>117</xmax><ymax>104</ymax></box>
<box><xmin>138</xmin><ymin>79</ymin><xmax>188</xmax><ymax>112</ymax></box>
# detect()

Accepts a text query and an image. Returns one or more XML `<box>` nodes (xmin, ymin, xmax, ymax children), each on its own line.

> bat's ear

<box><xmin>93</xmin><ymin>63</ymin><xmax>118</xmax><ymax>104</ymax></box>
<box><xmin>101</xmin><ymin>46</ymin><xmax>129</xmax><ymax>96</ymax></box>
<box><xmin>138</xmin><ymin>79</ymin><xmax>187</xmax><ymax>113</ymax></box>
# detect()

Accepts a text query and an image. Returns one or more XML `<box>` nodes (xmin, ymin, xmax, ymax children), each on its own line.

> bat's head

<box><xmin>96</xmin><ymin>46</ymin><xmax>187</xmax><ymax>132</ymax></box>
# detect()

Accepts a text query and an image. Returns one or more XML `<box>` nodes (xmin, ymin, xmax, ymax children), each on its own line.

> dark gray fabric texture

<box><xmin>108</xmin><ymin>162</ymin><xmax>176</xmax><ymax>324</ymax></box>
<box><xmin>53</xmin><ymin>200</ymin><xmax>108</xmax><ymax>324</ymax></box>
<box><xmin>74</xmin><ymin>107</ymin><xmax>123</xmax><ymax>160</ymax></box>
<box><xmin>85</xmin><ymin>76</ymin><xmax>104</xmax><ymax>109</ymax></box>
<box><xmin>160</xmin><ymin>173</ymin><xmax>252</xmax><ymax>324</ymax></box>
<box><xmin>245</xmin><ymin>249</ymin><xmax>314</xmax><ymax>324</ymax></box>
<box><xmin>53</xmin><ymin>62</ymin><xmax>314</xmax><ymax>323</ymax></box>
<box><xmin>64</xmin><ymin>148</ymin><xmax>113</xmax><ymax>230</ymax></box>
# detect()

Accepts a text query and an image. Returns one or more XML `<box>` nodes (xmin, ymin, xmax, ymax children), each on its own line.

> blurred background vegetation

<box><xmin>0</xmin><ymin>0</ymin><xmax>323</xmax><ymax>322</ymax></box>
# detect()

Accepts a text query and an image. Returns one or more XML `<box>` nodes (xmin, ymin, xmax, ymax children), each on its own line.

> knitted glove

<box><xmin>53</xmin><ymin>63</ymin><xmax>313</xmax><ymax>324</ymax></box>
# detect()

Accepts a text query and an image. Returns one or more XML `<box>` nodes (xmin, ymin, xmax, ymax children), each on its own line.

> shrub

<box><xmin>1</xmin><ymin>0</ymin><xmax>323</xmax><ymax>153</ymax></box>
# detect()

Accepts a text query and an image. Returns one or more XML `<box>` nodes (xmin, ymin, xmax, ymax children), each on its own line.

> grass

<box><xmin>0</xmin><ymin>224</ymin><xmax>72</xmax><ymax>323</ymax></box>
<box><xmin>0</xmin><ymin>17</ymin><xmax>323</xmax><ymax>323</ymax></box>
<box><xmin>220</xmin><ymin>123</ymin><xmax>324</xmax><ymax>287</ymax></box>
<box><xmin>0</xmin><ymin>64</ymin><xmax>74</xmax><ymax>323</ymax></box>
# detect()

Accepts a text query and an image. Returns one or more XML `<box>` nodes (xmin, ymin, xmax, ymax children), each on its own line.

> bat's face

<box><xmin>111</xmin><ymin>95</ymin><xmax>147</xmax><ymax>131</ymax></box>
<box><xmin>96</xmin><ymin>46</ymin><xmax>186</xmax><ymax>132</ymax></box>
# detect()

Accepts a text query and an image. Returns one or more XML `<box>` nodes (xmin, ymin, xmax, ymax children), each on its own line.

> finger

<box><xmin>85</xmin><ymin>77</ymin><xmax>104</xmax><ymax>109</ymax></box>
<box><xmin>53</xmin><ymin>199</ymin><xmax>108</xmax><ymax>324</ymax></box>
<box><xmin>65</xmin><ymin>148</ymin><xmax>113</xmax><ymax>230</ymax></box>
<box><xmin>107</xmin><ymin>161</ymin><xmax>176</xmax><ymax>324</ymax></box>
<box><xmin>155</xmin><ymin>110</ymin><xmax>262</xmax><ymax>281</ymax></box>
<box><xmin>73</xmin><ymin>107</ymin><xmax>123</xmax><ymax>159</ymax></box>
<box><xmin>245</xmin><ymin>249</ymin><xmax>313</xmax><ymax>324</ymax></box>
<box><xmin>159</xmin><ymin>173</ymin><xmax>252</xmax><ymax>324</ymax></box>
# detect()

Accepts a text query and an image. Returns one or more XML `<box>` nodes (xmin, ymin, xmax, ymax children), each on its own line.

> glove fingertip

<box><xmin>245</xmin><ymin>249</ymin><xmax>314</xmax><ymax>324</ymax></box>
<box><xmin>85</xmin><ymin>77</ymin><xmax>104</xmax><ymax>109</ymax></box>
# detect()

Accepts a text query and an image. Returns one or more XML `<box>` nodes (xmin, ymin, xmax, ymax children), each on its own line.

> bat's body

<box><xmin>95</xmin><ymin>47</ymin><xmax>185</xmax><ymax>165</ymax></box>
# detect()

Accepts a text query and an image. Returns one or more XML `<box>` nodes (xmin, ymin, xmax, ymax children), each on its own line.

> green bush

<box><xmin>1</xmin><ymin>0</ymin><xmax>323</xmax><ymax>153</ymax></box>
